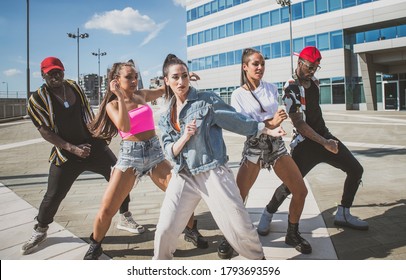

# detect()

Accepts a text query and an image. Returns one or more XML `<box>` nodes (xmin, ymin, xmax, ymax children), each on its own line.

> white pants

<box><xmin>153</xmin><ymin>165</ymin><xmax>264</xmax><ymax>260</ymax></box>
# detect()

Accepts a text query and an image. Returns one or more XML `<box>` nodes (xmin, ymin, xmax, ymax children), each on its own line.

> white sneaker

<box><xmin>117</xmin><ymin>211</ymin><xmax>145</xmax><ymax>234</ymax></box>
<box><xmin>334</xmin><ymin>205</ymin><xmax>369</xmax><ymax>230</ymax></box>
<box><xmin>21</xmin><ymin>224</ymin><xmax>48</xmax><ymax>255</ymax></box>
<box><xmin>257</xmin><ymin>208</ymin><xmax>274</xmax><ymax>236</ymax></box>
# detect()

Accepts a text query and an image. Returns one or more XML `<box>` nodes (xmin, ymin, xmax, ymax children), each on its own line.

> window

<box><xmin>198</xmin><ymin>31</ymin><xmax>204</xmax><ymax>44</ymax></box>
<box><xmin>398</xmin><ymin>24</ymin><xmax>406</xmax><ymax>37</ymax></box>
<box><xmin>293</xmin><ymin>38</ymin><xmax>304</xmax><ymax>54</ymax></box>
<box><xmin>198</xmin><ymin>6</ymin><xmax>204</xmax><ymax>18</ymax></box>
<box><xmin>342</xmin><ymin>0</ymin><xmax>356</xmax><ymax>8</ymax></box>
<box><xmin>192</xmin><ymin>33</ymin><xmax>198</xmax><ymax>46</ymax></box>
<box><xmin>219</xmin><ymin>53</ymin><xmax>227</xmax><ymax>67</ymax></box>
<box><xmin>315</xmin><ymin>0</ymin><xmax>328</xmax><ymax>14</ymax></box>
<box><xmin>251</xmin><ymin>15</ymin><xmax>260</xmax><ymax>31</ymax></box>
<box><xmin>380</xmin><ymin>26</ymin><xmax>397</xmax><ymax>40</ymax></box>
<box><xmin>211</xmin><ymin>1</ymin><xmax>219</xmax><ymax>13</ymax></box>
<box><xmin>199</xmin><ymin>58</ymin><xmax>205</xmax><ymax>70</ymax></box>
<box><xmin>262</xmin><ymin>44</ymin><xmax>271</xmax><ymax>59</ymax></box>
<box><xmin>332</xmin><ymin>84</ymin><xmax>345</xmax><ymax>104</ymax></box>
<box><xmin>242</xmin><ymin>18</ymin><xmax>251</xmax><ymax>33</ymax></box>
<box><xmin>211</xmin><ymin>27</ymin><xmax>219</xmax><ymax>41</ymax></box>
<box><xmin>270</xmin><ymin>10</ymin><xmax>280</xmax><ymax>26</ymax></box>
<box><xmin>282</xmin><ymin>40</ymin><xmax>290</xmax><ymax>57</ymax></box>
<box><xmin>227</xmin><ymin>51</ymin><xmax>235</xmax><ymax>65</ymax></box>
<box><xmin>261</xmin><ymin>12</ymin><xmax>270</xmax><ymax>28</ymax></box>
<box><xmin>305</xmin><ymin>35</ymin><xmax>316</xmax><ymax>46</ymax></box>
<box><xmin>355</xmin><ymin>32</ymin><xmax>365</xmax><ymax>43</ymax></box>
<box><xmin>235</xmin><ymin>49</ymin><xmax>242</xmax><ymax>64</ymax></box>
<box><xmin>226</xmin><ymin>0</ymin><xmax>233</xmax><ymax>8</ymax></box>
<box><xmin>212</xmin><ymin>54</ymin><xmax>219</xmax><ymax>68</ymax></box>
<box><xmin>234</xmin><ymin>20</ymin><xmax>242</xmax><ymax>35</ymax></box>
<box><xmin>365</xmin><ymin>30</ymin><xmax>380</xmax><ymax>42</ymax></box>
<box><xmin>317</xmin><ymin>33</ymin><xmax>329</xmax><ymax>50</ymax></box>
<box><xmin>191</xmin><ymin>8</ymin><xmax>197</xmax><ymax>21</ymax></box>
<box><xmin>330</xmin><ymin>30</ymin><xmax>343</xmax><ymax>49</ymax></box>
<box><xmin>219</xmin><ymin>0</ymin><xmax>226</xmax><ymax>11</ymax></box>
<box><xmin>187</xmin><ymin>35</ymin><xmax>192</xmax><ymax>47</ymax></box>
<box><xmin>328</xmin><ymin>0</ymin><xmax>342</xmax><ymax>11</ymax></box>
<box><xmin>205</xmin><ymin>30</ymin><xmax>211</xmax><ymax>42</ymax></box>
<box><xmin>205</xmin><ymin>56</ymin><xmax>212</xmax><ymax>69</ymax></box>
<box><xmin>281</xmin><ymin>7</ymin><xmax>289</xmax><ymax>23</ymax></box>
<box><xmin>292</xmin><ymin>3</ymin><xmax>303</xmax><ymax>20</ymax></box>
<box><xmin>187</xmin><ymin>10</ymin><xmax>192</xmax><ymax>22</ymax></box>
<box><xmin>204</xmin><ymin>3</ymin><xmax>211</xmax><ymax>16</ymax></box>
<box><xmin>304</xmin><ymin>0</ymin><xmax>315</xmax><ymax>17</ymax></box>
<box><xmin>358</xmin><ymin>0</ymin><xmax>372</xmax><ymax>4</ymax></box>
<box><xmin>219</xmin><ymin>25</ymin><xmax>226</xmax><ymax>39</ymax></box>
<box><xmin>320</xmin><ymin>85</ymin><xmax>332</xmax><ymax>104</ymax></box>
<box><xmin>226</xmin><ymin>23</ymin><xmax>234</xmax><ymax>36</ymax></box>
<box><xmin>272</xmin><ymin>42</ymin><xmax>282</xmax><ymax>58</ymax></box>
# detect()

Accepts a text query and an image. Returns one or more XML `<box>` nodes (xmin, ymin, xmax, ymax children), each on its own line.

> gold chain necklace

<box><xmin>53</xmin><ymin>85</ymin><xmax>69</xmax><ymax>108</ymax></box>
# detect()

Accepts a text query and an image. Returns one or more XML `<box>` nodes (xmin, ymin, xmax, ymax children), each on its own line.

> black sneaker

<box><xmin>83</xmin><ymin>234</ymin><xmax>103</xmax><ymax>260</ymax></box>
<box><xmin>184</xmin><ymin>220</ymin><xmax>209</xmax><ymax>249</ymax></box>
<box><xmin>217</xmin><ymin>238</ymin><xmax>233</xmax><ymax>259</ymax></box>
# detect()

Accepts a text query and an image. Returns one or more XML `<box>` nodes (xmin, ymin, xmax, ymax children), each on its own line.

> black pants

<box><xmin>267</xmin><ymin>134</ymin><xmax>363</xmax><ymax>212</ymax></box>
<box><xmin>36</xmin><ymin>145</ymin><xmax>130</xmax><ymax>226</ymax></box>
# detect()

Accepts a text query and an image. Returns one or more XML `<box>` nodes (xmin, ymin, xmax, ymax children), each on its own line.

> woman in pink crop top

<box><xmin>84</xmin><ymin>62</ymin><xmax>207</xmax><ymax>259</ymax></box>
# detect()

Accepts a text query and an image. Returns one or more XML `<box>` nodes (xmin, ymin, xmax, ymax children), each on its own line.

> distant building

<box><xmin>186</xmin><ymin>0</ymin><xmax>406</xmax><ymax>111</ymax></box>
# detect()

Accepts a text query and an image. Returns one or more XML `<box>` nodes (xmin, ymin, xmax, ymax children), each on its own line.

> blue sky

<box><xmin>0</xmin><ymin>0</ymin><xmax>187</xmax><ymax>96</ymax></box>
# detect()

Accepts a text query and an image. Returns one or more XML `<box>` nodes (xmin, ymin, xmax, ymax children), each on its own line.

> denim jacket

<box><xmin>158</xmin><ymin>87</ymin><xmax>265</xmax><ymax>175</ymax></box>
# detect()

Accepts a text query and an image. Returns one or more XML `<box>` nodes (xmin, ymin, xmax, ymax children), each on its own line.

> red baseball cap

<box><xmin>40</xmin><ymin>57</ymin><xmax>65</xmax><ymax>73</ymax></box>
<box><xmin>296</xmin><ymin>46</ymin><xmax>322</xmax><ymax>64</ymax></box>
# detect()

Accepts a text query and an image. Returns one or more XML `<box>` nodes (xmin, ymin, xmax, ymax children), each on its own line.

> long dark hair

<box><xmin>88</xmin><ymin>62</ymin><xmax>134</xmax><ymax>139</ymax></box>
<box><xmin>162</xmin><ymin>54</ymin><xmax>189</xmax><ymax>101</ymax></box>
<box><xmin>240</xmin><ymin>48</ymin><xmax>266</xmax><ymax>112</ymax></box>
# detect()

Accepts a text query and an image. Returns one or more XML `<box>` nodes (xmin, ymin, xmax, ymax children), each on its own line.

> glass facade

<box><xmin>187</xmin><ymin>0</ymin><xmax>376</xmax><ymax>47</ymax></box>
<box><xmin>188</xmin><ymin>30</ymin><xmax>343</xmax><ymax>71</ymax></box>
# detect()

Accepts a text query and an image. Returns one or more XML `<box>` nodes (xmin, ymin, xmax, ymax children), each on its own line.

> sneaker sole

<box><xmin>334</xmin><ymin>220</ymin><xmax>369</xmax><ymax>230</ymax></box>
<box><xmin>257</xmin><ymin>228</ymin><xmax>270</xmax><ymax>236</ymax></box>
<box><xmin>21</xmin><ymin>237</ymin><xmax>47</xmax><ymax>255</ymax></box>
<box><xmin>116</xmin><ymin>225</ymin><xmax>145</xmax><ymax>234</ymax></box>
<box><xmin>217</xmin><ymin>249</ymin><xmax>234</xmax><ymax>259</ymax></box>
<box><xmin>285</xmin><ymin>239</ymin><xmax>312</xmax><ymax>254</ymax></box>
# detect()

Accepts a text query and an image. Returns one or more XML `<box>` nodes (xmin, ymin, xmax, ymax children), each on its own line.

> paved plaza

<box><xmin>0</xmin><ymin>108</ymin><xmax>405</xmax><ymax>260</ymax></box>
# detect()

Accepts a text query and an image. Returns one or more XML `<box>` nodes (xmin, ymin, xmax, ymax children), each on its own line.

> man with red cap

<box><xmin>257</xmin><ymin>46</ymin><xmax>368</xmax><ymax>247</ymax></box>
<box><xmin>21</xmin><ymin>57</ymin><xmax>143</xmax><ymax>255</ymax></box>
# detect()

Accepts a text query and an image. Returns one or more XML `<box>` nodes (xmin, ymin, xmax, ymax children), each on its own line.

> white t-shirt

<box><xmin>231</xmin><ymin>80</ymin><xmax>279</xmax><ymax>122</ymax></box>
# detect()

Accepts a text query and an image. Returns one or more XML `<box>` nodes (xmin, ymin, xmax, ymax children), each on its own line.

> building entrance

<box><xmin>383</xmin><ymin>81</ymin><xmax>399</xmax><ymax>110</ymax></box>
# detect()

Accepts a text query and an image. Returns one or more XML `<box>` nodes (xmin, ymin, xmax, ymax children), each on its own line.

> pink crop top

<box><xmin>118</xmin><ymin>105</ymin><xmax>155</xmax><ymax>138</ymax></box>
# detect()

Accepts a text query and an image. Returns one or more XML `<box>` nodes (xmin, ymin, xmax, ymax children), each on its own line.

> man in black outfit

<box><xmin>256</xmin><ymin>47</ymin><xmax>368</xmax><ymax>242</ymax></box>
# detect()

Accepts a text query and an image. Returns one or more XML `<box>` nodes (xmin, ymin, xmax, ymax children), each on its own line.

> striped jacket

<box><xmin>27</xmin><ymin>79</ymin><xmax>94</xmax><ymax>166</ymax></box>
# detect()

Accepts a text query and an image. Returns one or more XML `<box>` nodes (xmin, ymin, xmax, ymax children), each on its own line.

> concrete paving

<box><xmin>0</xmin><ymin>108</ymin><xmax>405</xmax><ymax>260</ymax></box>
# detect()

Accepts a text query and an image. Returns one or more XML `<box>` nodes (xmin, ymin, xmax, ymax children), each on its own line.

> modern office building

<box><xmin>186</xmin><ymin>0</ymin><xmax>406</xmax><ymax>111</ymax></box>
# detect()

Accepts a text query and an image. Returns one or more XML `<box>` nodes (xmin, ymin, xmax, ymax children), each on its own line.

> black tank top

<box><xmin>51</xmin><ymin>94</ymin><xmax>92</xmax><ymax>145</ymax></box>
<box><xmin>304</xmin><ymin>80</ymin><xmax>329</xmax><ymax>137</ymax></box>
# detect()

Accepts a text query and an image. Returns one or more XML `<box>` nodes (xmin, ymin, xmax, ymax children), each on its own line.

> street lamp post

<box><xmin>91</xmin><ymin>49</ymin><xmax>107</xmax><ymax>106</ymax></box>
<box><xmin>67</xmin><ymin>28</ymin><xmax>89</xmax><ymax>84</ymax></box>
<box><xmin>2</xmin><ymin>82</ymin><xmax>8</xmax><ymax>98</ymax></box>
<box><xmin>276</xmin><ymin>0</ymin><xmax>294</xmax><ymax>75</ymax></box>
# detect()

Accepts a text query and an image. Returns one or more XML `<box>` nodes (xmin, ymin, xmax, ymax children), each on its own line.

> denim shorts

<box><xmin>114</xmin><ymin>135</ymin><xmax>165</xmax><ymax>177</ymax></box>
<box><xmin>241</xmin><ymin>134</ymin><xmax>289</xmax><ymax>170</ymax></box>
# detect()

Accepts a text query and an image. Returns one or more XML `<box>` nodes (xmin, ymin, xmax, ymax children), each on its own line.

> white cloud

<box><xmin>85</xmin><ymin>7</ymin><xmax>166</xmax><ymax>45</ymax></box>
<box><xmin>140</xmin><ymin>20</ymin><xmax>169</xmax><ymax>47</ymax></box>
<box><xmin>3</xmin><ymin>69</ymin><xmax>22</xmax><ymax>77</ymax></box>
<box><xmin>173</xmin><ymin>0</ymin><xmax>187</xmax><ymax>8</ymax></box>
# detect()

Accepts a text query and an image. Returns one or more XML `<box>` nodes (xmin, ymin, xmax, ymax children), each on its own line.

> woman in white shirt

<box><xmin>218</xmin><ymin>48</ymin><xmax>312</xmax><ymax>259</ymax></box>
